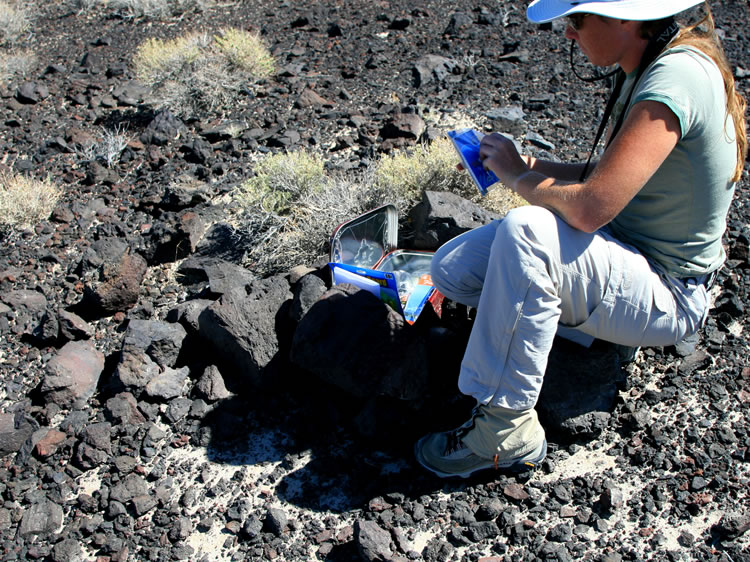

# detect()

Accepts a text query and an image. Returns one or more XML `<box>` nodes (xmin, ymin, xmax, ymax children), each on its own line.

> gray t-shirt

<box><xmin>608</xmin><ymin>45</ymin><xmax>737</xmax><ymax>277</ymax></box>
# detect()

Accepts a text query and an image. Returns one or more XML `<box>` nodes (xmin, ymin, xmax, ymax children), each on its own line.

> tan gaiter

<box><xmin>462</xmin><ymin>404</ymin><xmax>546</xmax><ymax>460</ymax></box>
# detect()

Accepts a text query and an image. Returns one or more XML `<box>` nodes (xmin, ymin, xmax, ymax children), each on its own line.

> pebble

<box><xmin>0</xmin><ymin>3</ymin><xmax>748</xmax><ymax>562</ymax></box>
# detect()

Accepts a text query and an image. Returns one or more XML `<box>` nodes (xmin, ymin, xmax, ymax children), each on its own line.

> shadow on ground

<box><xmin>198</xmin><ymin>333</ymin><xmax>626</xmax><ymax>513</ymax></box>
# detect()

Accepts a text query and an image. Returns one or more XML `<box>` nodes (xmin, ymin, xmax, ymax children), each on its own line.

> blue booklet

<box><xmin>447</xmin><ymin>129</ymin><xmax>500</xmax><ymax>196</ymax></box>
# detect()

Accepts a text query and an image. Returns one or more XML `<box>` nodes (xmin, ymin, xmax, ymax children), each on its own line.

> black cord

<box><xmin>578</xmin><ymin>69</ymin><xmax>626</xmax><ymax>181</ymax></box>
<box><xmin>569</xmin><ymin>40</ymin><xmax>620</xmax><ymax>83</ymax></box>
<box><xmin>576</xmin><ymin>18</ymin><xmax>680</xmax><ymax>181</ymax></box>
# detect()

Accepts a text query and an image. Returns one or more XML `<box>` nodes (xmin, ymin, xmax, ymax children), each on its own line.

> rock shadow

<box><xmin>199</xmin><ymin>368</ymin><xmax>478</xmax><ymax>513</ymax></box>
<box><xmin>199</xmin><ymin>322</ymin><xmax>629</xmax><ymax>514</ymax></box>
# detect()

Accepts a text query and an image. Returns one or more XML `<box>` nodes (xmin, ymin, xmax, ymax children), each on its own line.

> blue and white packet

<box><xmin>447</xmin><ymin>129</ymin><xmax>500</xmax><ymax>196</ymax></box>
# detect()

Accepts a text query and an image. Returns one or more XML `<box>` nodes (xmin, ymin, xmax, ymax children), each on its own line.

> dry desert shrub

<box><xmin>374</xmin><ymin>136</ymin><xmax>477</xmax><ymax>206</ymax></box>
<box><xmin>214</xmin><ymin>27</ymin><xmax>274</xmax><ymax>76</ymax></box>
<box><xmin>482</xmin><ymin>177</ymin><xmax>529</xmax><ymax>216</ymax></box>
<box><xmin>0</xmin><ymin>49</ymin><xmax>35</xmax><ymax>83</ymax></box>
<box><xmin>133</xmin><ymin>28</ymin><xmax>274</xmax><ymax>118</ymax></box>
<box><xmin>0</xmin><ymin>171</ymin><xmax>62</xmax><ymax>230</ymax></box>
<box><xmin>374</xmin><ymin>135</ymin><xmax>526</xmax><ymax>214</ymax></box>
<box><xmin>234</xmin><ymin>151</ymin><xmax>375</xmax><ymax>274</ymax></box>
<box><xmin>77</xmin><ymin>125</ymin><xmax>132</xmax><ymax>168</ymax></box>
<box><xmin>233</xmin><ymin>137</ymin><xmax>526</xmax><ymax>275</ymax></box>
<box><xmin>0</xmin><ymin>0</ymin><xmax>30</xmax><ymax>46</ymax></box>
<box><xmin>237</xmin><ymin>150</ymin><xmax>328</xmax><ymax>215</ymax></box>
<box><xmin>74</xmin><ymin>0</ymin><xmax>209</xmax><ymax>19</ymax></box>
<box><xmin>134</xmin><ymin>32</ymin><xmax>207</xmax><ymax>85</ymax></box>
<box><xmin>240</xmin><ymin>175</ymin><xmax>377</xmax><ymax>275</ymax></box>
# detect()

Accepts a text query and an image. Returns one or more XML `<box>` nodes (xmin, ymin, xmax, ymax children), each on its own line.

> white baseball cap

<box><xmin>527</xmin><ymin>0</ymin><xmax>704</xmax><ymax>23</ymax></box>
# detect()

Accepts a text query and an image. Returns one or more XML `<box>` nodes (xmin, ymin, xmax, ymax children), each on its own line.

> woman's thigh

<box><xmin>431</xmin><ymin>206</ymin><xmax>708</xmax><ymax>347</ymax></box>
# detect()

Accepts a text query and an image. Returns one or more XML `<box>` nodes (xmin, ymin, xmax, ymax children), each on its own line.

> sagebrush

<box><xmin>233</xmin><ymin>139</ymin><xmax>525</xmax><ymax>276</ymax></box>
<box><xmin>0</xmin><ymin>172</ymin><xmax>62</xmax><ymax>230</ymax></box>
<box><xmin>133</xmin><ymin>28</ymin><xmax>274</xmax><ymax>118</ymax></box>
<box><xmin>0</xmin><ymin>0</ymin><xmax>29</xmax><ymax>46</ymax></box>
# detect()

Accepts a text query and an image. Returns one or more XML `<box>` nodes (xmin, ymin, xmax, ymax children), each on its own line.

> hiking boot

<box><xmin>414</xmin><ymin>404</ymin><xmax>547</xmax><ymax>478</ymax></box>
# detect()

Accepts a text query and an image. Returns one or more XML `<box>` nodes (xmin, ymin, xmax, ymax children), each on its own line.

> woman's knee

<box><xmin>430</xmin><ymin>239</ymin><xmax>475</xmax><ymax>303</ymax></box>
<box><xmin>497</xmin><ymin>206</ymin><xmax>557</xmax><ymax>239</ymax></box>
<box><xmin>430</xmin><ymin>223</ymin><xmax>498</xmax><ymax>306</ymax></box>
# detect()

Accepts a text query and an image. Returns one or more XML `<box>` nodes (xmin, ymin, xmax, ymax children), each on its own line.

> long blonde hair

<box><xmin>665</xmin><ymin>3</ymin><xmax>747</xmax><ymax>181</ymax></box>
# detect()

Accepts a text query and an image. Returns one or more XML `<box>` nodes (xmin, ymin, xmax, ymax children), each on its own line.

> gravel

<box><xmin>0</xmin><ymin>1</ymin><xmax>748</xmax><ymax>561</ymax></box>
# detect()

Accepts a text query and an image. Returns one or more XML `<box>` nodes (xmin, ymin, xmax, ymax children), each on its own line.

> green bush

<box><xmin>374</xmin><ymin>136</ymin><xmax>476</xmax><ymax>205</ymax></box>
<box><xmin>133</xmin><ymin>28</ymin><xmax>274</xmax><ymax>117</ymax></box>
<box><xmin>133</xmin><ymin>32</ymin><xmax>207</xmax><ymax>86</ymax></box>
<box><xmin>214</xmin><ymin>28</ymin><xmax>275</xmax><ymax>77</ymax></box>
<box><xmin>236</xmin><ymin>150</ymin><xmax>327</xmax><ymax>215</ymax></box>
<box><xmin>232</xmin><ymin>139</ymin><xmax>526</xmax><ymax>276</ymax></box>
<box><xmin>233</xmin><ymin>150</ymin><xmax>381</xmax><ymax>275</ymax></box>
<box><xmin>373</xmin><ymin>136</ymin><xmax>526</xmax><ymax>213</ymax></box>
<box><xmin>0</xmin><ymin>171</ymin><xmax>62</xmax><ymax>230</ymax></box>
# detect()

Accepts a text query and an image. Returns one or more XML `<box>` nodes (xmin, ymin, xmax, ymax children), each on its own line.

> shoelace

<box><xmin>444</xmin><ymin>405</ymin><xmax>483</xmax><ymax>455</ymax></box>
<box><xmin>444</xmin><ymin>430</ymin><xmax>467</xmax><ymax>455</ymax></box>
<box><xmin>447</xmin><ymin>433</ymin><xmax>501</xmax><ymax>470</ymax></box>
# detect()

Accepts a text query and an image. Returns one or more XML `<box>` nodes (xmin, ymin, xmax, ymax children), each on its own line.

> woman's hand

<box><xmin>484</xmin><ymin>100</ymin><xmax>680</xmax><ymax>232</ymax></box>
<box><xmin>478</xmin><ymin>133</ymin><xmax>530</xmax><ymax>190</ymax></box>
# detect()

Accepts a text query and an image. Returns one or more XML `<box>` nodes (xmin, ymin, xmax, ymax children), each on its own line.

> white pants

<box><xmin>431</xmin><ymin>206</ymin><xmax>711</xmax><ymax>410</ymax></box>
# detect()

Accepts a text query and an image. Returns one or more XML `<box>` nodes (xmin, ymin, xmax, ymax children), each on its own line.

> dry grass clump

<box><xmin>77</xmin><ymin>125</ymin><xmax>132</xmax><ymax>168</ymax></box>
<box><xmin>0</xmin><ymin>49</ymin><xmax>35</xmax><ymax>83</ymax></box>
<box><xmin>133</xmin><ymin>28</ymin><xmax>274</xmax><ymax>118</ymax></box>
<box><xmin>233</xmin><ymin>137</ymin><xmax>526</xmax><ymax>276</ymax></box>
<box><xmin>374</xmin><ymin>137</ymin><xmax>477</xmax><ymax>206</ymax></box>
<box><xmin>0</xmin><ymin>1</ymin><xmax>30</xmax><ymax>47</ymax></box>
<box><xmin>234</xmin><ymin>151</ymin><xmax>376</xmax><ymax>274</ymax></box>
<box><xmin>0</xmin><ymin>171</ymin><xmax>62</xmax><ymax>230</ymax></box>
<box><xmin>74</xmin><ymin>0</ymin><xmax>208</xmax><ymax>19</ymax></box>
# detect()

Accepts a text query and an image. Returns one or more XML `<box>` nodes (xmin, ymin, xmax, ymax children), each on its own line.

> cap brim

<box><xmin>526</xmin><ymin>0</ymin><xmax>704</xmax><ymax>24</ymax></box>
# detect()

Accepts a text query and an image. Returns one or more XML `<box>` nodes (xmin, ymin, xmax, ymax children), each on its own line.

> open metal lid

<box><xmin>329</xmin><ymin>204</ymin><xmax>398</xmax><ymax>269</ymax></box>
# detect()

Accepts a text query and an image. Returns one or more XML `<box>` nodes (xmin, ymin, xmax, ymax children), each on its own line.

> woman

<box><xmin>415</xmin><ymin>0</ymin><xmax>747</xmax><ymax>478</ymax></box>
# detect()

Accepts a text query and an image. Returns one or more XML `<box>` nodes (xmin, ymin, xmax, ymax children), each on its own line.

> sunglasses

<box><xmin>566</xmin><ymin>12</ymin><xmax>591</xmax><ymax>30</ymax></box>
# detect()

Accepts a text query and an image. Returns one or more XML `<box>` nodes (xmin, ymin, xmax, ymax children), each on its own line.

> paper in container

<box><xmin>330</xmin><ymin>262</ymin><xmax>404</xmax><ymax>319</ymax></box>
<box><xmin>329</xmin><ymin>205</ymin><xmax>443</xmax><ymax>324</ymax></box>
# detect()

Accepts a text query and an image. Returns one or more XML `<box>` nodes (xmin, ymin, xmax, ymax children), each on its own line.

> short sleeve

<box><xmin>631</xmin><ymin>47</ymin><xmax>721</xmax><ymax>139</ymax></box>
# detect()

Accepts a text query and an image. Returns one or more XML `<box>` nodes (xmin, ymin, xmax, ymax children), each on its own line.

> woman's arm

<box><xmin>522</xmin><ymin>156</ymin><xmax>594</xmax><ymax>182</ymax></box>
<box><xmin>480</xmin><ymin>100</ymin><xmax>681</xmax><ymax>233</ymax></box>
